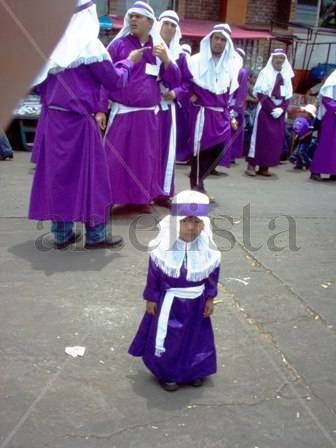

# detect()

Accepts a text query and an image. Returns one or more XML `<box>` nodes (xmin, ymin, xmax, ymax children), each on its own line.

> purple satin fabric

<box><xmin>171</xmin><ymin>203</ymin><xmax>209</xmax><ymax>217</ymax></box>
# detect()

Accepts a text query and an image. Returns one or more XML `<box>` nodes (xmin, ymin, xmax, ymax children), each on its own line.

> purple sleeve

<box><xmin>173</xmin><ymin>56</ymin><xmax>193</xmax><ymax>102</ymax></box>
<box><xmin>98</xmin><ymin>86</ymin><xmax>109</xmax><ymax>112</ymax></box>
<box><xmin>204</xmin><ymin>267</ymin><xmax>220</xmax><ymax>299</ymax></box>
<box><xmin>323</xmin><ymin>97</ymin><xmax>336</xmax><ymax>113</ymax></box>
<box><xmin>258</xmin><ymin>94</ymin><xmax>276</xmax><ymax>113</ymax></box>
<box><xmin>143</xmin><ymin>259</ymin><xmax>162</xmax><ymax>302</ymax></box>
<box><xmin>89</xmin><ymin>59</ymin><xmax>134</xmax><ymax>92</ymax></box>
<box><xmin>234</xmin><ymin>75</ymin><xmax>249</xmax><ymax>109</ymax></box>
<box><xmin>160</xmin><ymin>61</ymin><xmax>181</xmax><ymax>90</ymax></box>
<box><xmin>258</xmin><ymin>94</ymin><xmax>288</xmax><ymax>113</ymax></box>
<box><xmin>174</xmin><ymin>84</ymin><xmax>192</xmax><ymax>102</ymax></box>
<box><xmin>281</xmin><ymin>99</ymin><xmax>289</xmax><ymax>111</ymax></box>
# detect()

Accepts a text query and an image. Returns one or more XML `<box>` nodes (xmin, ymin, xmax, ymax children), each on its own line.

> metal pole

<box><xmin>316</xmin><ymin>0</ymin><xmax>322</xmax><ymax>27</ymax></box>
<box><xmin>326</xmin><ymin>42</ymin><xmax>331</xmax><ymax>64</ymax></box>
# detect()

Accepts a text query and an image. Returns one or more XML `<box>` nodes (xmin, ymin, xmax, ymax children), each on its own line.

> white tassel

<box><xmin>49</xmin><ymin>55</ymin><xmax>110</xmax><ymax>75</ymax></box>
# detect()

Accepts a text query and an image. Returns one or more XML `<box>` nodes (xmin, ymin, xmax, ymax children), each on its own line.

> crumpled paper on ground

<box><xmin>65</xmin><ymin>346</ymin><xmax>86</xmax><ymax>358</ymax></box>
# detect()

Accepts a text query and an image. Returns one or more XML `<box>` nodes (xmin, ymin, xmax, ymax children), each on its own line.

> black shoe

<box><xmin>161</xmin><ymin>381</ymin><xmax>179</xmax><ymax>392</ymax></box>
<box><xmin>127</xmin><ymin>204</ymin><xmax>152</xmax><ymax>214</ymax></box>
<box><xmin>54</xmin><ymin>232</ymin><xmax>82</xmax><ymax>250</ymax></box>
<box><xmin>153</xmin><ymin>197</ymin><xmax>171</xmax><ymax>209</ymax></box>
<box><xmin>0</xmin><ymin>154</ymin><xmax>13</xmax><ymax>161</ymax></box>
<box><xmin>191</xmin><ymin>378</ymin><xmax>204</xmax><ymax>388</ymax></box>
<box><xmin>257</xmin><ymin>169</ymin><xmax>272</xmax><ymax>177</ymax></box>
<box><xmin>310</xmin><ymin>174</ymin><xmax>323</xmax><ymax>181</ymax></box>
<box><xmin>85</xmin><ymin>235</ymin><xmax>124</xmax><ymax>249</ymax></box>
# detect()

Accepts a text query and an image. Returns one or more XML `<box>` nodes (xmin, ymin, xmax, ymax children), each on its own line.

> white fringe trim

<box><xmin>48</xmin><ymin>55</ymin><xmax>110</xmax><ymax>75</ymax></box>
<box><xmin>150</xmin><ymin>254</ymin><xmax>221</xmax><ymax>282</ymax></box>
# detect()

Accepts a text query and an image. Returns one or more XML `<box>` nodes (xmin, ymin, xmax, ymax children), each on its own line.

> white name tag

<box><xmin>145</xmin><ymin>63</ymin><xmax>160</xmax><ymax>77</ymax></box>
<box><xmin>280</xmin><ymin>85</ymin><xmax>286</xmax><ymax>97</ymax></box>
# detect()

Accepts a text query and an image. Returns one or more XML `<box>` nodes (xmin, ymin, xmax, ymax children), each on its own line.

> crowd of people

<box><xmin>1</xmin><ymin>0</ymin><xmax>335</xmax><ymax>248</ymax></box>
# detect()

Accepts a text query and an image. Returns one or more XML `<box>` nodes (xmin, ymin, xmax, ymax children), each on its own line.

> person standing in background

<box><xmin>245</xmin><ymin>48</ymin><xmax>294</xmax><ymax>177</ymax></box>
<box><xmin>103</xmin><ymin>1</ymin><xmax>180</xmax><ymax>212</ymax></box>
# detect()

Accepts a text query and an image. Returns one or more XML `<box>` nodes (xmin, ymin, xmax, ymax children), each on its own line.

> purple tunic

<box><xmin>230</xmin><ymin>67</ymin><xmax>249</xmax><ymax>160</ymax></box>
<box><xmin>129</xmin><ymin>259</ymin><xmax>219</xmax><ymax>383</ymax></box>
<box><xmin>248</xmin><ymin>73</ymin><xmax>289</xmax><ymax>167</ymax></box>
<box><xmin>189</xmin><ymin>84</ymin><xmax>231</xmax><ymax>164</ymax></box>
<box><xmin>175</xmin><ymin>97</ymin><xmax>192</xmax><ymax>162</ymax></box>
<box><xmin>310</xmin><ymin>97</ymin><xmax>336</xmax><ymax>175</ymax></box>
<box><xmin>29</xmin><ymin>60</ymin><xmax>133</xmax><ymax>226</ymax></box>
<box><xmin>104</xmin><ymin>35</ymin><xmax>180</xmax><ymax>205</ymax></box>
<box><xmin>174</xmin><ymin>54</ymin><xmax>194</xmax><ymax>163</ymax></box>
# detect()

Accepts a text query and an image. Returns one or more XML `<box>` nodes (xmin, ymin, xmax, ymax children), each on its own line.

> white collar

<box><xmin>149</xmin><ymin>216</ymin><xmax>221</xmax><ymax>281</ymax></box>
<box><xmin>187</xmin><ymin>29</ymin><xmax>241</xmax><ymax>95</ymax></box>
<box><xmin>33</xmin><ymin>2</ymin><xmax>109</xmax><ymax>85</ymax></box>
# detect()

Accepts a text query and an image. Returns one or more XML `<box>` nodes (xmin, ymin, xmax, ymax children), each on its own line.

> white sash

<box><xmin>192</xmin><ymin>104</ymin><xmax>225</xmax><ymax>156</ymax></box>
<box><xmin>162</xmin><ymin>102</ymin><xmax>177</xmax><ymax>194</ymax></box>
<box><xmin>248</xmin><ymin>102</ymin><xmax>262</xmax><ymax>159</ymax></box>
<box><xmin>155</xmin><ymin>284</ymin><xmax>205</xmax><ymax>357</ymax></box>
<box><xmin>105</xmin><ymin>102</ymin><xmax>159</xmax><ymax>138</ymax></box>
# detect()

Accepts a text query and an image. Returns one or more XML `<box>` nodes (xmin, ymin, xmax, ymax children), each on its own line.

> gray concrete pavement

<box><xmin>0</xmin><ymin>152</ymin><xmax>336</xmax><ymax>448</ymax></box>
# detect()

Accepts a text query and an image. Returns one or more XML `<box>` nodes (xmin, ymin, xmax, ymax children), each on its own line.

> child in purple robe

<box><xmin>289</xmin><ymin>104</ymin><xmax>317</xmax><ymax>170</ymax></box>
<box><xmin>129</xmin><ymin>190</ymin><xmax>221</xmax><ymax>392</ymax></box>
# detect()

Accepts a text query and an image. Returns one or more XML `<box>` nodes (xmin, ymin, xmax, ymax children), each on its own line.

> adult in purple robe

<box><xmin>156</xmin><ymin>11</ymin><xmax>191</xmax><ymax>205</ymax></box>
<box><xmin>29</xmin><ymin>1</ymin><xmax>142</xmax><ymax>249</ymax></box>
<box><xmin>103</xmin><ymin>2</ymin><xmax>180</xmax><ymax>209</ymax></box>
<box><xmin>129</xmin><ymin>190</ymin><xmax>221</xmax><ymax>390</ymax></box>
<box><xmin>310</xmin><ymin>70</ymin><xmax>336</xmax><ymax>181</ymax></box>
<box><xmin>187</xmin><ymin>24</ymin><xmax>241</xmax><ymax>201</ymax></box>
<box><xmin>246</xmin><ymin>48</ymin><xmax>294</xmax><ymax>177</ymax></box>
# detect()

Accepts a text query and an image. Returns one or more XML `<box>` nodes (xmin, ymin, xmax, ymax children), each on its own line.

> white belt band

<box><xmin>155</xmin><ymin>285</ymin><xmax>205</xmax><ymax>357</ymax></box>
<box><xmin>192</xmin><ymin>104</ymin><xmax>225</xmax><ymax>157</ymax></box>
<box><xmin>105</xmin><ymin>102</ymin><xmax>159</xmax><ymax>138</ymax></box>
<box><xmin>163</xmin><ymin>102</ymin><xmax>176</xmax><ymax>194</ymax></box>
<box><xmin>193</xmin><ymin>105</ymin><xmax>205</xmax><ymax>157</ymax></box>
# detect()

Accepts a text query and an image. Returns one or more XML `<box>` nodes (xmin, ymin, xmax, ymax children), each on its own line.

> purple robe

<box><xmin>230</xmin><ymin>67</ymin><xmax>249</xmax><ymax>160</ymax></box>
<box><xmin>310</xmin><ymin>97</ymin><xmax>336</xmax><ymax>175</ymax></box>
<box><xmin>248</xmin><ymin>73</ymin><xmax>289</xmax><ymax>167</ymax></box>
<box><xmin>188</xmin><ymin>84</ymin><xmax>231</xmax><ymax>164</ymax></box>
<box><xmin>175</xmin><ymin>97</ymin><xmax>192</xmax><ymax>163</ymax></box>
<box><xmin>129</xmin><ymin>259</ymin><xmax>219</xmax><ymax>383</ymax></box>
<box><xmin>104</xmin><ymin>35</ymin><xmax>180</xmax><ymax>205</ymax></box>
<box><xmin>29</xmin><ymin>60</ymin><xmax>133</xmax><ymax>226</ymax></box>
<box><xmin>174</xmin><ymin>54</ymin><xmax>194</xmax><ymax>163</ymax></box>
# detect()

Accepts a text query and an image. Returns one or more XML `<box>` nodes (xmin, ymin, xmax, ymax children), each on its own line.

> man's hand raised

<box><xmin>128</xmin><ymin>46</ymin><xmax>151</xmax><ymax>63</ymax></box>
<box><xmin>153</xmin><ymin>43</ymin><xmax>171</xmax><ymax>66</ymax></box>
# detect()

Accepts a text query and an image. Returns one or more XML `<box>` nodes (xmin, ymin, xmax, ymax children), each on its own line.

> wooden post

<box><xmin>224</xmin><ymin>0</ymin><xmax>248</xmax><ymax>25</ymax></box>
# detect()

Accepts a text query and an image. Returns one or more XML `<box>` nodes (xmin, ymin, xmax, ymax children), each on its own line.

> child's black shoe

<box><xmin>191</xmin><ymin>378</ymin><xmax>204</xmax><ymax>387</ymax></box>
<box><xmin>161</xmin><ymin>381</ymin><xmax>179</xmax><ymax>392</ymax></box>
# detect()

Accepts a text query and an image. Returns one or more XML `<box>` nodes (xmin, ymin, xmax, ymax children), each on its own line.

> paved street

<box><xmin>0</xmin><ymin>152</ymin><xmax>336</xmax><ymax>448</ymax></box>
